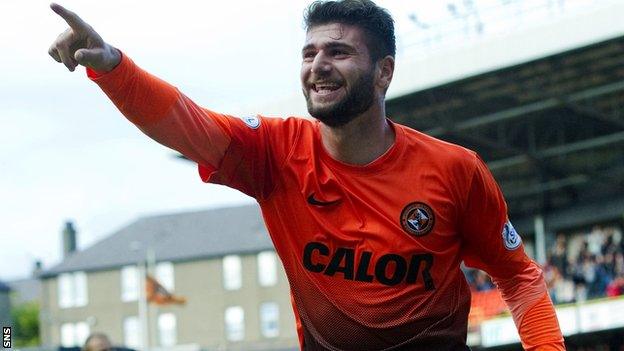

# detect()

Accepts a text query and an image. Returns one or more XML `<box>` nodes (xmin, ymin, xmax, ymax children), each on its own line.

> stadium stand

<box><xmin>465</xmin><ymin>225</ymin><xmax>624</xmax><ymax>303</ymax></box>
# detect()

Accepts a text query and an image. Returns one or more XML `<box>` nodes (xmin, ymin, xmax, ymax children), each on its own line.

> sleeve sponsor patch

<box><xmin>502</xmin><ymin>220</ymin><xmax>522</xmax><ymax>250</ymax></box>
<box><xmin>241</xmin><ymin>115</ymin><xmax>261</xmax><ymax>129</ymax></box>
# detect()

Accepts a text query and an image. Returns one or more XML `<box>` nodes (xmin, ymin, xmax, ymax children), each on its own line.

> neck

<box><xmin>320</xmin><ymin>103</ymin><xmax>395</xmax><ymax>165</ymax></box>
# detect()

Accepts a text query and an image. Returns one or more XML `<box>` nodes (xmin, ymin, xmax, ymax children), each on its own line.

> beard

<box><xmin>304</xmin><ymin>68</ymin><xmax>376</xmax><ymax>128</ymax></box>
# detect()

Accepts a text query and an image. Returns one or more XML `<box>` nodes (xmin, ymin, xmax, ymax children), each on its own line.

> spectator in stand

<box><xmin>582</xmin><ymin>255</ymin><xmax>599</xmax><ymax>299</ymax></box>
<box><xmin>591</xmin><ymin>255</ymin><xmax>612</xmax><ymax>299</ymax></box>
<box><xmin>604</xmin><ymin>252</ymin><xmax>616</xmax><ymax>278</ymax></box>
<box><xmin>588</xmin><ymin>226</ymin><xmax>605</xmax><ymax>256</ymax></box>
<box><xmin>606</xmin><ymin>273</ymin><xmax>624</xmax><ymax>297</ymax></box>
<box><xmin>601</xmin><ymin>230</ymin><xmax>618</xmax><ymax>256</ymax></box>
<box><xmin>577</xmin><ymin>240</ymin><xmax>591</xmax><ymax>264</ymax></box>
<box><xmin>615</xmin><ymin>252</ymin><xmax>624</xmax><ymax>277</ymax></box>
<box><xmin>551</xmin><ymin>233</ymin><xmax>568</xmax><ymax>277</ymax></box>
<box><xmin>544</xmin><ymin>259</ymin><xmax>575</xmax><ymax>304</ymax></box>
<box><xmin>570</xmin><ymin>255</ymin><xmax>588</xmax><ymax>302</ymax></box>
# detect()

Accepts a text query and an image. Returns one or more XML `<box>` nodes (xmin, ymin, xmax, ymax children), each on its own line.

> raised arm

<box><xmin>48</xmin><ymin>3</ymin><xmax>233</xmax><ymax>172</ymax></box>
<box><xmin>48</xmin><ymin>4</ymin><xmax>297</xmax><ymax>200</ymax></box>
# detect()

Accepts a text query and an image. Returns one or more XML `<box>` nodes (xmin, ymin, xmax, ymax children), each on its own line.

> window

<box><xmin>73</xmin><ymin>272</ymin><xmax>88</xmax><ymax>307</ymax></box>
<box><xmin>224</xmin><ymin>306</ymin><xmax>245</xmax><ymax>341</ymax></box>
<box><xmin>60</xmin><ymin>323</ymin><xmax>74</xmax><ymax>347</ymax></box>
<box><xmin>156</xmin><ymin>262</ymin><xmax>174</xmax><ymax>291</ymax></box>
<box><xmin>60</xmin><ymin>322</ymin><xmax>90</xmax><ymax>347</ymax></box>
<box><xmin>257</xmin><ymin>251</ymin><xmax>277</xmax><ymax>287</ymax></box>
<box><xmin>222</xmin><ymin>255</ymin><xmax>242</xmax><ymax>290</ymax></box>
<box><xmin>259</xmin><ymin>302</ymin><xmax>279</xmax><ymax>338</ymax></box>
<box><xmin>123</xmin><ymin>316</ymin><xmax>141</xmax><ymax>349</ymax></box>
<box><xmin>158</xmin><ymin>313</ymin><xmax>177</xmax><ymax>347</ymax></box>
<box><xmin>58</xmin><ymin>271</ymin><xmax>88</xmax><ymax>308</ymax></box>
<box><xmin>58</xmin><ymin>273</ymin><xmax>73</xmax><ymax>308</ymax></box>
<box><xmin>121</xmin><ymin>265</ymin><xmax>139</xmax><ymax>302</ymax></box>
<box><xmin>74</xmin><ymin>322</ymin><xmax>90</xmax><ymax>345</ymax></box>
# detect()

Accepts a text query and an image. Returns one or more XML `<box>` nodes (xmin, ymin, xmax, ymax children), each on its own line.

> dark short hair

<box><xmin>304</xmin><ymin>0</ymin><xmax>396</xmax><ymax>62</ymax></box>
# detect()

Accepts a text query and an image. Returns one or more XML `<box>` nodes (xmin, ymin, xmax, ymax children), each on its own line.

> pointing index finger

<box><xmin>50</xmin><ymin>3</ymin><xmax>89</xmax><ymax>32</ymax></box>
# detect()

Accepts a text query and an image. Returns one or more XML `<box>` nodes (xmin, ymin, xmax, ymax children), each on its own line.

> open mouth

<box><xmin>312</xmin><ymin>82</ymin><xmax>342</xmax><ymax>95</ymax></box>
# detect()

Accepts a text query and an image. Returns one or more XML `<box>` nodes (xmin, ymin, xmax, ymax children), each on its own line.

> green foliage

<box><xmin>11</xmin><ymin>302</ymin><xmax>40</xmax><ymax>347</ymax></box>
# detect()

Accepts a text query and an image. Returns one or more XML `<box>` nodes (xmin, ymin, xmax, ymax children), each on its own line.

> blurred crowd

<box><xmin>545</xmin><ymin>225</ymin><xmax>624</xmax><ymax>304</ymax></box>
<box><xmin>464</xmin><ymin>225</ymin><xmax>624</xmax><ymax>304</ymax></box>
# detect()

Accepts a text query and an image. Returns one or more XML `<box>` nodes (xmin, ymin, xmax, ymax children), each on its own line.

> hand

<box><xmin>48</xmin><ymin>3</ymin><xmax>121</xmax><ymax>72</ymax></box>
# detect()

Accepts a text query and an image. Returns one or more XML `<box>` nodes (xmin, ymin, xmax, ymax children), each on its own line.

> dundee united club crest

<box><xmin>400</xmin><ymin>202</ymin><xmax>435</xmax><ymax>237</ymax></box>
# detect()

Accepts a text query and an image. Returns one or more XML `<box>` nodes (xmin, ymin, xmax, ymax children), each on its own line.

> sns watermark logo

<box><xmin>502</xmin><ymin>220</ymin><xmax>522</xmax><ymax>250</ymax></box>
<box><xmin>3</xmin><ymin>326</ymin><xmax>10</xmax><ymax>348</ymax></box>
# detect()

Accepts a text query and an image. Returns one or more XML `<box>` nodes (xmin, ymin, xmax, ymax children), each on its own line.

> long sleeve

<box><xmin>85</xmin><ymin>51</ymin><xmax>298</xmax><ymax>200</ymax></box>
<box><xmin>459</xmin><ymin>154</ymin><xmax>565</xmax><ymax>350</ymax></box>
<box><xmin>86</xmin><ymin>50</ymin><xmax>232</xmax><ymax>173</ymax></box>
<box><xmin>516</xmin><ymin>292</ymin><xmax>565</xmax><ymax>351</ymax></box>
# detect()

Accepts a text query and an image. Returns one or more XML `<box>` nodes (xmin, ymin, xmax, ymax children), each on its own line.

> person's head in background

<box><xmin>82</xmin><ymin>333</ymin><xmax>112</xmax><ymax>351</ymax></box>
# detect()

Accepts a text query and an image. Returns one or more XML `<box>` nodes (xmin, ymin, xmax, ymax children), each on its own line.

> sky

<box><xmin>0</xmin><ymin>0</ymin><xmax>604</xmax><ymax>281</ymax></box>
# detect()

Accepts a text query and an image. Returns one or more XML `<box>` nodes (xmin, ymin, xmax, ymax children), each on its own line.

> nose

<box><xmin>310</xmin><ymin>51</ymin><xmax>331</xmax><ymax>75</ymax></box>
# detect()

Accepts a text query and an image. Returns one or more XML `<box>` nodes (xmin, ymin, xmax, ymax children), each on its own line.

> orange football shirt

<box><xmin>88</xmin><ymin>52</ymin><xmax>564</xmax><ymax>351</ymax></box>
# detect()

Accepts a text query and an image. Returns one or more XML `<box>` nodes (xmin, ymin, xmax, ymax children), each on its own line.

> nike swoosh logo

<box><xmin>307</xmin><ymin>193</ymin><xmax>341</xmax><ymax>206</ymax></box>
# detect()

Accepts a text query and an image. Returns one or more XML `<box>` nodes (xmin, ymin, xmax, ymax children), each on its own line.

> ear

<box><xmin>376</xmin><ymin>55</ymin><xmax>395</xmax><ymax>92</ymax></box>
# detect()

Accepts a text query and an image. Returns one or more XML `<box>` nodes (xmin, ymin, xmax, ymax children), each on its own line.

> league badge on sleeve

<box><xmin>502</xmin><ymin>220</ymin><xmax>522</xmax><ymax>250</ymax></box>
<box><xmin>241</xmin><ymin>115</ymin><xmax>261</xmax><ymax>129</ymax></box>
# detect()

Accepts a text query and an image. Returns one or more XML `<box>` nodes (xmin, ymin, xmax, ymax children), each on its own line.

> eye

<box><xmin>302</xmin><ymin>51</ymin><xmax>315</xmax><ymax>62</ymax></box>
<box><xmin>331</xmin><ymin>49</ymin><xmax>348</xmax><ymax>57</ymax></box>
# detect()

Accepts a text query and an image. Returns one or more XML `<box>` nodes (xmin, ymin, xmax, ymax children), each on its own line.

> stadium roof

<box><xmin>41</xmin><ymin>204</ymin><xmax>272</xmax><ymax>278</ymax></box>
<box><xmin>387</xmin><ymin>34</ymin><xmax>624</xmax><ymax>232</ymax></box>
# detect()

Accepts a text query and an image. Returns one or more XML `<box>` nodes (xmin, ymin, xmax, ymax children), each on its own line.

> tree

<box><xmin>11</xmin><ymin>302</ymin><xmax>40</xmax><ymax>347</ymax></box>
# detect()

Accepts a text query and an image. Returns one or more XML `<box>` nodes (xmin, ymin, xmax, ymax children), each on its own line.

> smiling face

<box><xmin>301</xmin><ymin>23</ymin><xmax>379</xmax><ymax>127</ymax></box>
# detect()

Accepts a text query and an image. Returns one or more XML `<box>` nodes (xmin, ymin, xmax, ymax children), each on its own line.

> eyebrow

<box><xmin>302</xmin><ymin>42</ymin><xmax>356</xmax><ymax>53</ymax></box>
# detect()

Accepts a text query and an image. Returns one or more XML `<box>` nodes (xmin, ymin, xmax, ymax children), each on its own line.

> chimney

<box><xmin>32</xmin><ymin>260</ymin><xmax>43</xmax><ymax>277</ymax></box>
<box><xmin>62</xmin><ymin>221</ymin><xmax>77</xmax><ymax>258</ymax></box>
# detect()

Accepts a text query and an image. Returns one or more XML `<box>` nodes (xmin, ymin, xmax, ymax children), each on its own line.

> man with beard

<box><xmin>49</xmin><ymin>0</ymin><xmax>564</xmax><ymax>350</ymax></box>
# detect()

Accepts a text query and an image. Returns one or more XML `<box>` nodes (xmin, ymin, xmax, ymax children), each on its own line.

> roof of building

<box><xmin>41</xmin><ymin>204</ymin><xmax>272</xmax><ymax>278</ymax></box>
<box><xmin>7</xmin><ymin>277</ymin><xmax>40</xmax><ymax>304</ymax></box>
<box><xmin>0</xmin><ymin>280</ymin><xmax>10</xmax><ymax>293</ymax></box>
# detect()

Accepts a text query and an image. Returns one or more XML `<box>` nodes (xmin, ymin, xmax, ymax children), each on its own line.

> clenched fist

<box><xmin>48</xmin><ymin>3</ymin><xmax>121</xmax><ymax>72</ymax></box>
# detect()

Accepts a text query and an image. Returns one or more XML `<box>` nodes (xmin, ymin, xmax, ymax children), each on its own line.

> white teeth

<box><xmin>314</xmin><ymin>83</ymin><xmax>339</xmax><ymax>92</ymax></box>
